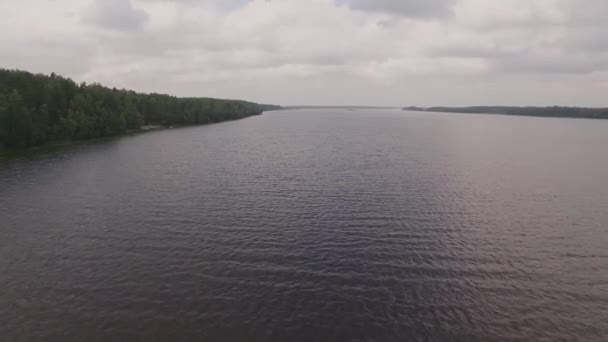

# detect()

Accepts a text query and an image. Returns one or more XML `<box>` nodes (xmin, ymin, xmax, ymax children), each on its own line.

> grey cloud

<box><xmin>139</xmin><ymin>0</ymin><xmax>251</xmax><ymax>10</ymax></box>
<box><xmin>339</xmin><ymin>0</ymin><xmax>454</xmax><ymax>17</ymax></box>
<box><xmin>559</xmin><ymin>27</ymin><xmax>608</xmax><ymax>53</ymax></box>
<box><xmin>496</xmin><ymin>54</ymin><xmax>608</xmax><ymax>75</ymax></box>
<box><xmin>6</xmin><ymin>0</ymin><xmax>608</xmax><ymax>106</ymax></box>
<box><xmin>84</xmin><ymin>0</ymin><xmax>149</xmax><ymax>31</ymax></box>
<box><xmin>430</xmin><ymin>43</ymin><xmax>608</xmax><ymax>75</ymax></box>
<box><xmin>0</xmin><ymin>37</ymin><xmax>94</xmax><ymax>76</ymax></box>
<box><xmin>430</xmin><ymin>45</ymin><xmax>516</xmax><ymax>59</ymax></box>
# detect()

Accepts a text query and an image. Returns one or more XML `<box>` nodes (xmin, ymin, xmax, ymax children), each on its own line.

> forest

<box><xmin>403</xmin><ymin>106</ymin><xmax>608</xmax><ymax>119</ymax></box>
<box><xmin>0</xmin><ymin>69</ymin><xmax>280</xmax><ymax>149</ymax></box>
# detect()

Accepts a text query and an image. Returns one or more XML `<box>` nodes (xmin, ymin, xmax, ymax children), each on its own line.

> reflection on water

<box><xmin>1</xmin><ymin>110</ymin><xmax>607</xmax><ymax>340</ymax></box>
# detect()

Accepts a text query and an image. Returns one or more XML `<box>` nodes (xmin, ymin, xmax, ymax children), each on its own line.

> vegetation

<box><xmin>403</xmin><ymin>106</ymin><xmax>608</xmax><ymax>119</ymax></box>
<box><xmin>0</xmin><ymin>69</ymin><xmax>280</xmax><ymax>149</ymax></box>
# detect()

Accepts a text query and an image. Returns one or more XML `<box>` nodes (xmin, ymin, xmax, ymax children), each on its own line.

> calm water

<box><xmin>1</xmin><ymin>110</ymin><xmax>607</xmax><ymax>341</ymax></box>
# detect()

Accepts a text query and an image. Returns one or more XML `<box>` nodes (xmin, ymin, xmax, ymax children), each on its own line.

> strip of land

<box><xmin>403</xmin><ymin>106</ymin><xmax>608</xmax><ymax>119</ymax></box>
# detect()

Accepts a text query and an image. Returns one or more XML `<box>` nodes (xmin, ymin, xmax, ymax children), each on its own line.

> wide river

<box><xmin>1</xmin><ymin>109</ymin><xmax>607</xmax><ymax>341</ymax></box>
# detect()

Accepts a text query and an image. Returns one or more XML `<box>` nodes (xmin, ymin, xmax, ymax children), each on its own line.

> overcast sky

<box><xmin>2</xmin><ymin>0</ymin><xmax>607</xmax><ymax>106</ymax></box>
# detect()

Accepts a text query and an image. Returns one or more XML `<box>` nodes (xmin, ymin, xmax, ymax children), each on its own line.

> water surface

<box><xmin>1</xmin><ymin>109</ymin><xmax>607</xmax><ymax>340</ymax></box>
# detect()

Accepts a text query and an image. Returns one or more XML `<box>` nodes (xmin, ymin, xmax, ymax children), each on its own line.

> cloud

<box><xmin>1</xmin><ymin>0</ymin><xmax>608</xmax><ymax>106</ymax></box>
<box><xmin>338</xmin><ymin>0</ymin><xmax>455</xmax><ymax>18</ymax></box>
<box><xmin>84</xmin><ymin>0</ymin><xmax>150</xmax><ymax>31</ymax></box>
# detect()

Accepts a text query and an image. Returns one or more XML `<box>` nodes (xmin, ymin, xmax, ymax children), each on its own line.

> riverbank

<box><xmin>0</xmin><ymin>115</ymin><xmax>267</xmax><ymax>157</ymax></box>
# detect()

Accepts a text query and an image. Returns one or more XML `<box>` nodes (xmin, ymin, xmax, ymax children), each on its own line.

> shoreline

<box><xmin>0</xmin><ymin>114</ymin><xmax>264</xmax><ymax>157</ymax></box>
<box><xmin>403</xmin><ymin>106</ymin><xmax>608</xmax><ymax>120</ymax></box>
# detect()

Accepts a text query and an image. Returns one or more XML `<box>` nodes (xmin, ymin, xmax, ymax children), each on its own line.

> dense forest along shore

<box><xmin>0</xmin><ymin>69</ymin><xmax>280</xmax><ymax>149</ymax></box>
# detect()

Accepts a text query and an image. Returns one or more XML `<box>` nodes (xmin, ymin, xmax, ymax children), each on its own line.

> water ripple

<box><xmin>1</xmin><ymin>110</ymin><xmax>607</xmax><ymax>341</ymax></box>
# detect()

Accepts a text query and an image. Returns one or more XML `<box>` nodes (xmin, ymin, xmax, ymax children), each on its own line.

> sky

<box><xmin>1</xmin><ymin>0</ymin><xmax>607</xmax><ymax>106</ymax></box>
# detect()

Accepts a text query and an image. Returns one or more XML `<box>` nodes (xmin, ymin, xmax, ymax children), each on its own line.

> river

<box><xmin>1</xmin><ymin>109</ymin><xmax>607</xmax><ymax>340</ymax></box>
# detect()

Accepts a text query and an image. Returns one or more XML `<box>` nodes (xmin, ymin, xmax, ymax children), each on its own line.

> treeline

<box><xmin>403</xmin><ymin>106</ymin><xmax>608</xmax><ymax>119</ymax></box>
<box><xmin>0</xmin><ymin>69</ymin><xmax>280</xmax><ymax>148</ymax></box>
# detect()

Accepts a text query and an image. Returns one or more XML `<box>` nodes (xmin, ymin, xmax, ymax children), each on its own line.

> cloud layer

<box><xmin>1</xmin><ymin>0</ymin><xmax>607</xmax><ymax>106</ymax></box>
<box><xmin>340</xmin><ymin>0</ymin><xmax>455</xmax><ymax>17</ymax></box>
<box><xmin>85</xmin><ymin>0</ymin><xmax>150</xmax><ymax>31</ymax></box>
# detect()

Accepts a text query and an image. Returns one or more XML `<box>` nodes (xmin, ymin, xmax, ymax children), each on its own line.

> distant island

<box><xmin>403</xmin><ymin>106</ymin><xmax>608</xmax><ymax>119</ymax></box>
<box><xmin>0</xmin><ymin>69</ymin><xmax>281</xmax><ymax>149</ymax></box>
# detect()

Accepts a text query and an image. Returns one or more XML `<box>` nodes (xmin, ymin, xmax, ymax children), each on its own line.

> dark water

<box><xmin>1</xmin><ymin>110</ymin><xmax>607</xmax><ymax>341</ymax></box>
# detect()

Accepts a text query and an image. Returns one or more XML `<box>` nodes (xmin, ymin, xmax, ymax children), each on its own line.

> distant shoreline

<box><xmin>403</xmin><ymin>106</ymin><xmax>608</xmax><ymax>119</ymax></box>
